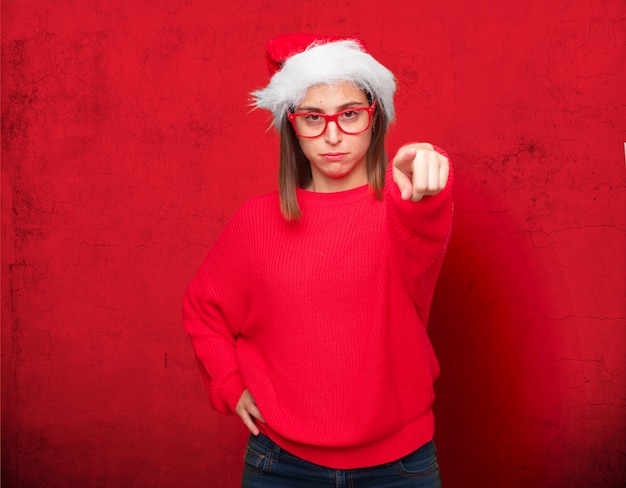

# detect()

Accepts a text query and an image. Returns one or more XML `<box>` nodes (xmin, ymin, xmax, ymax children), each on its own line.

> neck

<box><xmin>307</xmin><ymin>167</ymin><xmax>368</xmax><ymax>193</ymax></box>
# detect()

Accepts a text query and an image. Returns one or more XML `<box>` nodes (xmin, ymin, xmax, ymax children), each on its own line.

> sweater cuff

<box><xmin>213</xmin><ymin>372</ymin><xmax>247</xmax><ymax>416</ymax></box>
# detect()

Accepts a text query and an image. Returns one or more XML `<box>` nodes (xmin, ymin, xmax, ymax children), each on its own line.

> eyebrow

<box><xmin>295</xmin><ymin>100</ymin><xmax>367</xmax><ymax>113</ymax></box>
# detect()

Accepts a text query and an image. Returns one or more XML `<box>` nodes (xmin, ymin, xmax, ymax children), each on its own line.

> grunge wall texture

<box><xmin>2</xmin><ymin>1</ymin><xmax>624</xmax><ymax>486</ymax></box>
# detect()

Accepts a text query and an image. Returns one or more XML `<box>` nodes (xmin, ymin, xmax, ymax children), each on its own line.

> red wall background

<box><xmin>2</xmin><ymin>0</ymin><xmax>624</xmax><ymax>487</ymax></box>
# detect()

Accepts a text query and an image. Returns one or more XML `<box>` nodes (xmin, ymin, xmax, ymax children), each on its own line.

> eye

<box><xmin>303</xmin><ymin>114</ymin><xmax>323</xmax><ymax>123</ymax></box>
<box><xmin>342</xmin><ymin>110</ymin><xmax>358</xmax><ymax>119</ymax></box>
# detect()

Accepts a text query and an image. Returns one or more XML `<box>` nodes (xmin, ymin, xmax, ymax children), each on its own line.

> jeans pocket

<box><xmin>395</xmin><ymin>441</ymin><xmax>440</xmax><ymax>479</ymax></box>
<box><xmin>243</xmin><ymin>439</ymin><xmax>273</xmax><ymax>474</ymax></box>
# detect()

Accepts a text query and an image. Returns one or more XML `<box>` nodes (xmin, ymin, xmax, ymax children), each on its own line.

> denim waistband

<box><xmin>248</xmin><ymin>433</ymin><xmax>282</xmax><ymax>455</ymax></box>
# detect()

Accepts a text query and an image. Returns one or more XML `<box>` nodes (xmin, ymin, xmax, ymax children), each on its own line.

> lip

<box><xmin>321</xmin><ymin>152</ymin><xmax>347</xmax><ymax>162</ymax></box>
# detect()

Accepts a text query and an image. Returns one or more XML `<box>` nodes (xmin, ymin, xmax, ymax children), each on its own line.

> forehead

<box><xmin>298</xmin><ymin>81</ymin><xmax>368</xmax><ymax>107</ymax></box>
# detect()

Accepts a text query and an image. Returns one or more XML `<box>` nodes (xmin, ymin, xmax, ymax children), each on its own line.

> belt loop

<box><xmin>269</xmin><ymin>435</ymin><xmax>281</xmax><ymax>456</ymax></box>
<box><xmin>257</xmin><ymin>433</ymin><xmax>282</xmax><ymax>459</ymax></box>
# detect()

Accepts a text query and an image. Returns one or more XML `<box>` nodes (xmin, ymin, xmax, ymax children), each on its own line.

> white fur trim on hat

<box><xmin>252</xmin><ymin>40</ymin><xmax>396</xmax><ymax>130</ymax></box>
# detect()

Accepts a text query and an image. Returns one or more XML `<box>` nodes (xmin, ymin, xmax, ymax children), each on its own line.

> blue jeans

<box><xmin>242</xmin><ymin>434</ymin><xmax>442</xmax><ymax>487</ymax></box>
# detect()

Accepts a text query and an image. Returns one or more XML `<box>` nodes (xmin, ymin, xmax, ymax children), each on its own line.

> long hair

<box><xmin>278</xmin><ymin>97</ymin><xmax>389</xmax><ymax>221</ymax></box>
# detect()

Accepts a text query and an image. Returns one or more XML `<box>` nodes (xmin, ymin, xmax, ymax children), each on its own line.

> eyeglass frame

<box><xmin>287</xmin><ymin>100</ymin><xmax>377</xmax><ymax>138</ymax></box>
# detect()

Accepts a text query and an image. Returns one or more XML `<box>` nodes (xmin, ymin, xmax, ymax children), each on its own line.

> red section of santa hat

<box><xmin>265</xmin><ymin>33</ymin><xmax>367</xmax><ymax>75</ymax></box>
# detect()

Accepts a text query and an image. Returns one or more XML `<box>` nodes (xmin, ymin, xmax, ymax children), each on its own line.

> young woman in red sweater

<box><xmin>184</xmin><ymin>34</ymin><xmax>453</xmax><ymax>487</ymax></box>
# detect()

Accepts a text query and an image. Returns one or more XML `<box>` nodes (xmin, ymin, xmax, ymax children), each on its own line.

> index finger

<box><xmin>248</xmin><ymin>403</ymin><xmax>265</xmax><ymax>424</ymax></box>
<box><xmin>241</xmin><ymin>410</ymin><xmax>260</xmax><ymax>436</ymax></box>
<box><xmin>393</xmin><ymin>146</ymin><xmax>417</xmax><ymax>168</ymax></box>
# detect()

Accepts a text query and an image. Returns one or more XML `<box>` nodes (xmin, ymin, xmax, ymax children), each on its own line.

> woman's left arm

<box><xmin>386</xmin><ymin>142</ymin><xmax>454</xmax><ymax>326</ymax></box>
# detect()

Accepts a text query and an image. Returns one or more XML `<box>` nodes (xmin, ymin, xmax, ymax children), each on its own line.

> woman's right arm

<box><xmin>185</xmin><ymin>267</ymin><xmax>266</xmax><ymax>434</ymax></box>
<box><xmin>182</xmin><ymin>213</ymin><xmax>253</xmax><ymax>416</ymax></box>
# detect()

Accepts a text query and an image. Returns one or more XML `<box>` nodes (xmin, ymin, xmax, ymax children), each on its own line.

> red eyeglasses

<box><xmin>287</xmin><ymin>101</ymin><xmax>376</xmax><ymax>138</ymax></box>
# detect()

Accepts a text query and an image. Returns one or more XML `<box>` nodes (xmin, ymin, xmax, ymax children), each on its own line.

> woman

<box><xmin>183</xmin><ymin>33</ymin><xmax>453</xmax><ymax>487</ymax></box>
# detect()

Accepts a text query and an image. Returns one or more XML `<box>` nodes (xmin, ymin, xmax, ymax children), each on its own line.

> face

<box><xmin>294</xmin><ymin>82</ymin><xmax>373</xmax><ymax>192</ymax></box>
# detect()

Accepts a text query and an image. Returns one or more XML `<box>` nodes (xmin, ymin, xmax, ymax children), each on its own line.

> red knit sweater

<box><xmin>183</xmin><ymin>156</ymin><xmax>453</xmax><ymax>469</ymax></box>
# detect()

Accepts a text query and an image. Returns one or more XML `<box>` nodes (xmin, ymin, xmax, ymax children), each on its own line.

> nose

<box><xmin>324</xmin><ymin>121</ymin><xmax>342</xmax><ymax>144</ymax></box>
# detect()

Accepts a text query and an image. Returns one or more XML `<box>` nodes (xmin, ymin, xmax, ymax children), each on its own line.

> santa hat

<box><xmin>252</xmin><ymin>33</ymin><xmax>396</xmax><ymax>130</ymax></box>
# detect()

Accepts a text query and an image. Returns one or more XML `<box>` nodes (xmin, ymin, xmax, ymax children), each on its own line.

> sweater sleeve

<box><xmin>183</xmin><ymin>209</ymin><xmax>252</xmax><ymax>416</ymax></box>
<box><xmin>385</xmin><ymin>146</ymin><xmax>454</xmax><ymax>326</ymax></box>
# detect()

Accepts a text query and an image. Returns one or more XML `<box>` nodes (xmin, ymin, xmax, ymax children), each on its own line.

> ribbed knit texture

<box><xmin>183</xmin><ymin>153</ymin><xmax>453</xmax><ymax>469</ymax></box>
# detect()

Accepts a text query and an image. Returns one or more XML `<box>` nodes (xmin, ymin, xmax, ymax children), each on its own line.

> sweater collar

<box><xmin>295</xmin><ymin>184</ymin><xmax>373</xmax><ymax>207</ymax></box>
